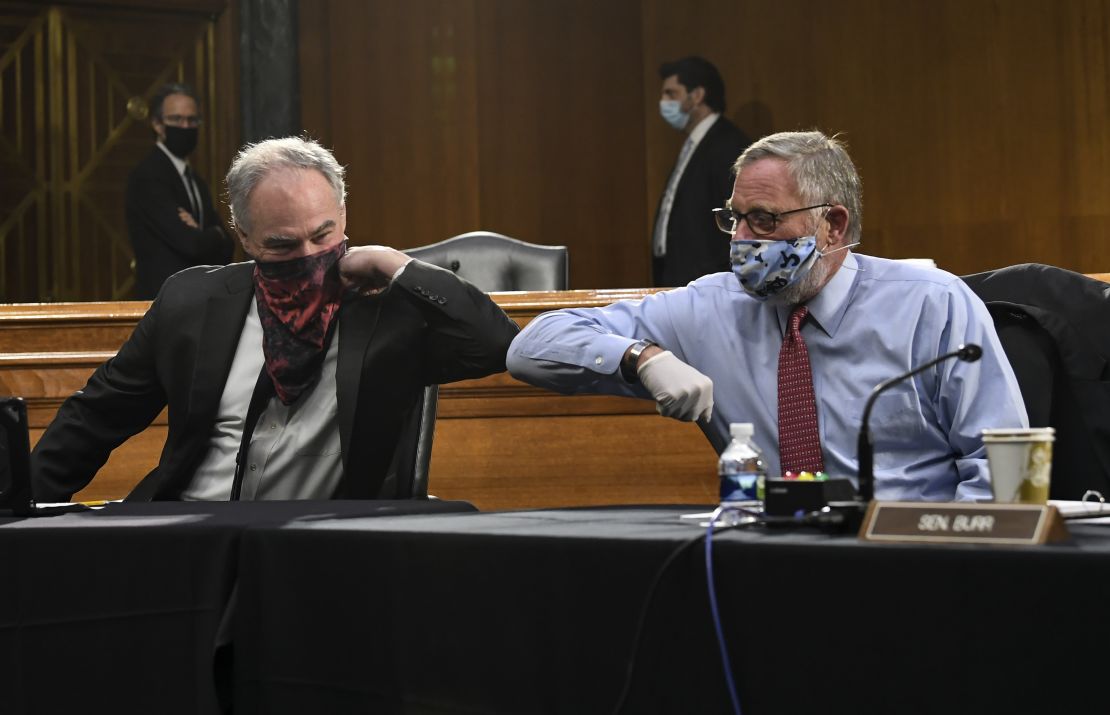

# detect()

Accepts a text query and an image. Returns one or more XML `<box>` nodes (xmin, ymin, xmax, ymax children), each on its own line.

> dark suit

<box><xmin>126</xmin><ymin>145</ymin><xmax>234</xmax><ymax>299</ymax></box>
<box><xmin>31</xmin><ymin>260</ymin><xmax>520</xmax><ymax>502</ymax></box>
<box><xmin>653</xmin><ymin>115</ymin><xmax>750</xmax><ymax>287</ymax></box>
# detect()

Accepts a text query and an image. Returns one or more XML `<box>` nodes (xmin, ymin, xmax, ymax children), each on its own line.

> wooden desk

<box><xmin>0</xmin><ymin>290</ymin><xmax>718</xmax><ymax>509</ymax></box>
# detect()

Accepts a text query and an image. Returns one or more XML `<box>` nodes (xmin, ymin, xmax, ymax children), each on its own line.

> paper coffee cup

<box><xmin>981</xmin><ymin>427</ymin><xmax>1055</xmax><ymax>504</ymax></box>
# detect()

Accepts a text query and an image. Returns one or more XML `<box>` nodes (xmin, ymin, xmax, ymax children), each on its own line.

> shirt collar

<box><xmin>156</xmin><ymin>141</ymin><xmax>189</xmax><ymax>176</ymax></box>
<box><xmin>686</xmin><ymin>112</ymin><xmax>719</xmax><ymax>145</ymax></box>
<box><xmin>776</xmin><ymin>250</ymin><xmax>859</xmax><ymax>339</ymax></box>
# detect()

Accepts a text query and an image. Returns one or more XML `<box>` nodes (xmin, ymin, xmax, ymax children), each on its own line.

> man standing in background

<box><xmin>126</xmin><ymin>82</ymin><xmax>233</xmax><ymax>299</ymax></box>
<box><xmin>653</xmin><ymin>56</ymin><xmax>750</xmax><ymax>287</ymax></box>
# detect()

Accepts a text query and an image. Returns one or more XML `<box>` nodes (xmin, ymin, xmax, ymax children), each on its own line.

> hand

<box><xmin>338</xmin><ymin>244</ymin><xmax>412</xmax><ymax>296</ymax></box>
<box><xmin>637</xmin><ymin>350</ymin><xmax>714</xmax><ymax>422</ymax></box>
<box><xmin>177</xmin><ymin>208</ymin><xmax>198</xmax><ymax>228</ymax></box>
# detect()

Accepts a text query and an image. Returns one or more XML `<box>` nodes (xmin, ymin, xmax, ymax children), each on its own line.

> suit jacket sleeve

<box><xmin>126</xmin><ymin>167</ymin><xmax>232</xmax><ymax>265</ymax></box>
<box><xmin>391</xmin><ymin>260</ymin><xmax>521</xmax><ymax>384</ymax></box>
<box><xmin>31</xmin><ymin>297</ymin><xmax>169</xmax><ymax>502</ymax></box>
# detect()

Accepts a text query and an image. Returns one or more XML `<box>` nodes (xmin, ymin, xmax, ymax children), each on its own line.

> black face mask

<box><xmin>163</xmin><ymin>124</ymin><xmax>198</xmax><ymax>159</ymax></box>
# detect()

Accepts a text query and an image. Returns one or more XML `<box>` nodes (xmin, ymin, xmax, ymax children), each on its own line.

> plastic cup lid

<box><xmin>981</xmin><ymin>427</ymin><xmax>1055</xmax><ymax>441</ymax></box>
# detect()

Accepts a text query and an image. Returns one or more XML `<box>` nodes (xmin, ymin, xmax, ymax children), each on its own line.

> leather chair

<box><xmin>404</xmin><ymin>231</ymin><xmax>569</xmax><ymax>292</ymax></box>
<box><xmin>962</xmin><ymin>263</ymin><xmax>1110</xmax><ymax>500</ymax></box>
<box><xmin>393</xmin><ymin>384</ymin><xmax>438</xmax><ymax>499</ymax></box>
<box><xmin>400</xmin><ymin>231</ymin><xmax>568</xmax><ymax>497</ymax></box>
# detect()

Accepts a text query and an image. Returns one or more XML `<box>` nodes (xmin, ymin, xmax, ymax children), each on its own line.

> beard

<box><xmin>766</xmin><ymin>251</ymin><xmax>834</xmax><ymax>306</ymax></box>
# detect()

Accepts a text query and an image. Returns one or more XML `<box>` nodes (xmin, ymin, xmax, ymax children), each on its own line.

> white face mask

<box><xmin>659</xmin><ymin>99</ymin><xmax>689</xmax><ymax>130</ymax></box>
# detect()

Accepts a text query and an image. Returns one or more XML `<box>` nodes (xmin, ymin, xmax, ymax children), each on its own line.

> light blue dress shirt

<box><xmin>506</xmin><ymin>253</ymin><xmax>1029</xmax><ymax>501</ymax></box>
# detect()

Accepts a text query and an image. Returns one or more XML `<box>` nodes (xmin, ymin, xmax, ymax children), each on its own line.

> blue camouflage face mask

<box><xmin>730</xmin><ymin>236</ymin><xmax>821</xmax><ymax>300</ymax></box>
<box><xmin>730</xmin><ymin>234</ymin><xmax>861</xmax><ymax>300</ymax></box>
<box><xmin>659</xmin><ymin>100</ymin><xmax>689</xmax><ymax>131</ymax></box>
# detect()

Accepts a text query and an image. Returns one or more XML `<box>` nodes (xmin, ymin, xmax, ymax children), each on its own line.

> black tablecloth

<box><xmin>234</xmin><ymin>506</ymin><xmax>1110</xmax><ymax>715</ymax></box>
<box><xmin>0</xmin><ymin>499</ymin><xmax>475</xmax><ymax>715</ymax></box>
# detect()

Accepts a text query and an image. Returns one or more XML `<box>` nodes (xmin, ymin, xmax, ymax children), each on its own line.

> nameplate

<box><xmin>859</xmin><ymin>501</ymin><xmax>1070</xmax><ymax>545</ymax></box>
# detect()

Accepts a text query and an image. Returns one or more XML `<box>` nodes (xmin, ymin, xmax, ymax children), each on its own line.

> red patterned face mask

<box><xmin>252</xmin><ymin>240</ymin><xmax>346</xmax><ymax>404</ymax></box>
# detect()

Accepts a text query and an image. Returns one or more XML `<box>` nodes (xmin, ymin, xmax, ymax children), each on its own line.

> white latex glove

<box><xmin>637</xmin><ymin>350</ymin><xmax>714</xmax><ymax>423</ymax></box>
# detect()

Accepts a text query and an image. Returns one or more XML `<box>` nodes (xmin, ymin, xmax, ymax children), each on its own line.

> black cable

<box><xmin>610</xmin><ymin>522</ymin><xmax>733</xmax><ymax>715</ymax></box>
<box><xmin>610</xmin><ymin>530</ymin><xmax>705</xmax><ymax>714</ymax></box>
<box><xmin>609</xmin><ymin>506</ymin><xmax>850</xmax><ymax>714</ymax></box>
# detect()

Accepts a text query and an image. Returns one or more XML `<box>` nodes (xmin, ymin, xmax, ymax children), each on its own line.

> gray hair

<box><xmin>733</xmin><ymin>131</ymin><xmax>862</xmax><ymax>244</ymax></box>
<box><xmin>225</xmin><ymin>137</ymin><xmax>347</xmax><ymax>233</ymax></box>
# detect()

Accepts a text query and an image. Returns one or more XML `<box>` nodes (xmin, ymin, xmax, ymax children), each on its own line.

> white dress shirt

<box><xmin>182</xmin><ymin>298</ymin><xmax>343</xmax><ymax>500</ymax></box>
<box><xmin>156</xmin><ymin>141</ymin><xmax>201</xmax><ymax>223</ymax></box>
<box><xmin>653</xmin><ymin>113</ymin><xmax>721</xmax><ymax>257</ymax></box>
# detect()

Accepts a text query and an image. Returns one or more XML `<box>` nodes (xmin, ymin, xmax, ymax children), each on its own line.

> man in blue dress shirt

<box><xmin>507</xmin><ymin>131</ymin><xmax>1028</xmax><ymax>501</ymax></box>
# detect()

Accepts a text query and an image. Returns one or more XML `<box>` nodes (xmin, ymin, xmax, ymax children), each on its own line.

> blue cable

<box><xmin>705</xmin><ymin>506</ymin><xmax>742</xmax><ymax>715</ymax></box>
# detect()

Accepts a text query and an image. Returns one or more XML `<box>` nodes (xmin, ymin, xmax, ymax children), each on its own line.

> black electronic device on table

<box><xmin>0</xmin><ymin>396</ymin><xmax>86</xmax><ymax>517</ymax></box>
<box><xmin>0</xmin><ymin>396</ymin><xmax>32</xmax><ymax>515</ymax></box>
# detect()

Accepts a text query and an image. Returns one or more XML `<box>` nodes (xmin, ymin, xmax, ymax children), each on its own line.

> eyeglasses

<box><xmin>161</xmin><ymin>114</ymin><xmax>203</xmax><ymax>128</ymax></box>
<box><xmin>712</xmin><ymin>203</ymin><xmax>832</xmax><ymax>236</ymax></box>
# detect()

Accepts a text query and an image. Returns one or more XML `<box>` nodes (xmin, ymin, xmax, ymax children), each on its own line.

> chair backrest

<box><xmin>962</xmin><ymin>263</ymin><xmax>1110</xmax><ymax>500</ymax></box>
<box><xmin>398</xmin><ymin>232</ymin><xmax>564</xmax><ymax>498</ymax></box>
<box><xmin>412</xmin><ymin>384</ymin><xmax>438</xmax><ymax>498</ymax></box>
<box><xmin>0</xmin><ymin>397</ymin><xmax>31</xmax><ymax>514</ymax></box>
<box><xmin>388</xmin><ymin>384</ymin><xmax>438</xmax><ymax>499</ymax></box>
<box><xmin>404</xmin><ymin>231</ymin><xmax>568</xmax><ymax>292</ymax></box>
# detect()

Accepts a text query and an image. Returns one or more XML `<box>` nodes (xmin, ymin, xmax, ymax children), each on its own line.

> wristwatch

<box><xmin>621</xmin><ymin>339</ymin><xmax>658</xmax><ymax>383</ymax></box>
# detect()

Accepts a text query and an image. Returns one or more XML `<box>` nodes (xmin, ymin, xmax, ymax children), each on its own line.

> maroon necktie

<box><xmin>777</xmin><ymin>305</ymin><xmax>825</xmax><ymax>474</ymax></box>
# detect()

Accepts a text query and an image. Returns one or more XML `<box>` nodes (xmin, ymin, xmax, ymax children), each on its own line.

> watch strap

<box><xmin>621</xmin><ymin>339</ymin><xmax>658</xmax><ymax>383</ymax></box>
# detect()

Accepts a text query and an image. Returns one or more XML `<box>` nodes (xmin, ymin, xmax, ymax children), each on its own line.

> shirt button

<box><xmin>594</xmin><ymin>356</ymin><xmax>604</xmax><ymax>366</ymax></box>
<box><xmin>250</xmin><ymin>464</ymin><xmax>257</xmax><ymax>471</ymax></box>
<box><xmin>270</xmin><ymin>423</ymin><xmax>277</xmax><ymax>430</ymax></box>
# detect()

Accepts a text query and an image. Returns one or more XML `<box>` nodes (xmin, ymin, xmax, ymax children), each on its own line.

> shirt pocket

<box><xmin>824</xmin><ymin>391</ymin><xmax>928</xmax><ymax>456</ymax></box>
<box><xmin>293</xmin><ymin>424</ymin><xmax>342</xmax><ymax>457</ymax></box>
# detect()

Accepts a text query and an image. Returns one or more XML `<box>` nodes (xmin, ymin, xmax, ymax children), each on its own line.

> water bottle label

<box><xmin>720</xmin><ymin>471</ymin><xmax>762</xmax><ymax>502</ymax></box>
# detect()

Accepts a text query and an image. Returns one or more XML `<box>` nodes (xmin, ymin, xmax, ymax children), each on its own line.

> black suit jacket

<box><xmin>654</xmin><ymin>116</ymin><xmax>750</xmax><ymax>287</ymax></box>
<box><xmin>31</xmin><ymin>260</ymin><xmax>520</xmax><ymax>502</ymax></box>
<box><xmin>962</xmin><ymin>263</ymin><xmax>1110</xmax><ymax>499</ymax></box>
<box><xmin>126</xmin><ymin>146</ymin><xmax>234</xmax><ymax>299</ymax></box>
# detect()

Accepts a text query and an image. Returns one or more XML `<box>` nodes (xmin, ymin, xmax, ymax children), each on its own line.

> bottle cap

<box><xmin>729</xmin><ymin>422</ymin><xmax>754</xmax><ymax>438</ymax></box>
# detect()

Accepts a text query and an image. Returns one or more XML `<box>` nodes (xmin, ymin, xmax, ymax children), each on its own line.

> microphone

<box><xmin>856</xmin><ymin>343</ymin><xmax>982</xmax><ymax>502</ymax></box>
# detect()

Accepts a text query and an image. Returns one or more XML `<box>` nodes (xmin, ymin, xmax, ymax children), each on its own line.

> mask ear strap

<box><xmin>819</xmin><ymin>241</ymin><xmax>860</xmax><ymax>257</ymax></box>
<box><xmin>818</xmin><ymin>241</ymin><xmax>864</xmax><ymax>272</ymax></box>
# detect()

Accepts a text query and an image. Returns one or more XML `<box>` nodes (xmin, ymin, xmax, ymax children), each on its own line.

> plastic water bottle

<box><xmin>718</xmin><ymin>423</ymin><xmax>766</xmax><ymax>504</ymax></box>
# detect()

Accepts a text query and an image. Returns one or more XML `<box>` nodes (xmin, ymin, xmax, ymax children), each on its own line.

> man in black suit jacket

<box><xmin>653</xmin><ymin>56</ymin><xmax>751</xmax><ymax>287</ymax></box>
<box><xmin>33</xmin><ymin>137</ymin><xmax>519</xmax><ymax>502</ymax></box>
<box><xmin>126</xmin><ymin>82</ymin><xmax>234</xmax><ymax>299</ymax></box>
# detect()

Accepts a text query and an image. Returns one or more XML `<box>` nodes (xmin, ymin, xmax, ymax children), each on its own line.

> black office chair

<box><xmin>962</xmin><ymin>263</ymin><xmax>1110</xmax><ymax>500</ymax></box>
<box><xmin>399</xmin><ymin>231</ymin><xmax>568</xmax><ymax>497</ymax></box>
<box><xmin>392</xmin><ymin>384</ymin><xmax>438</xmax><ymax>499</ymax></box>
<box><xmin>404</xmin><ymin>230</ymin><xmax>569</xmax><ymax>292</ymax></box>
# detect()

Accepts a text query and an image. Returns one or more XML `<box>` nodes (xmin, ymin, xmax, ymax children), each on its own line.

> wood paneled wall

<box><xmin>644</xmin><ymin>0</ymin><xmax>1110</xmax><ymax>276</ymax></box>
<box><xmin>300</xmin><ymin>0</ymin><xmax>1110</xmax><ymax>287</ymax></box>
<box><xmin>0</xmin><ymin>0</ymin><xmax>240</xmax><ymax>302</ymax></box>
<box><xmin>299</xmin><ymin>0</ymin><xmax>650</xmax><ymax>291</ymax></box>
